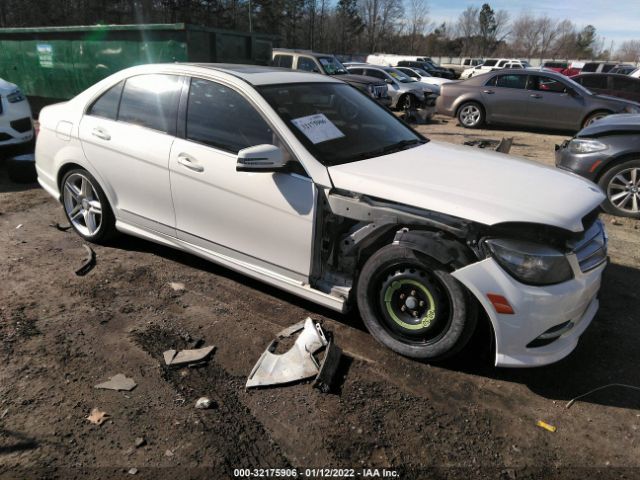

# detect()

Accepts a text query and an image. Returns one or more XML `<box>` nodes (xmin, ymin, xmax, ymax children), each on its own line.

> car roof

<box><xmin>179</xmin><ymin>63</ymin><xmax>342</xmax><ymax>86</ymax></box>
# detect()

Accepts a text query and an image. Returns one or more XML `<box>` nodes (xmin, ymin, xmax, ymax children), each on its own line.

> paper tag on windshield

<box><xmin>291</xmin><ymin>114</ymin><xmax>345</xmax><ymax>144</ymax></box>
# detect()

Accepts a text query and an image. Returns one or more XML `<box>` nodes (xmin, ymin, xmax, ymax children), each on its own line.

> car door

<box><xmin>525</xmin><ymin>74</ymin><xmax>586</xmax><ymax>129</ymax></box>
<box><xmin>79</xmin><ymin>73</ymin><xmax>183</xmax><ymax>235</ymax></box>
<box><xmin>168</xmin><ymin>77</ymin><xmax>316</xmax><ymax>277</ymax></box>
<box><xmin>296</xmin><ymin>56</ymin><xmax>321</xmax><ymax>73</ymax></box>
<box><xmin>482</xmin><ymin>73</ymin><xmax>530</xmax><ymax>125</ymax></box>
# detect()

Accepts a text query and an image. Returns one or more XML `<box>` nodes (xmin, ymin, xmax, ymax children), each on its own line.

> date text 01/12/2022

<box><xmin>233</xmin><ymin>468</ymin><xmax>400</xmax><ymax>477</ymax></box>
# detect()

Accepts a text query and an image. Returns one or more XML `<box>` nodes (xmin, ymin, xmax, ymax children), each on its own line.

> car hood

<box><xmin>327</xmin><ymin>141</ymin><xmax>604</xmax><ymax>232</ymax></box>
<box><xmin>592</xmin><ymin>93</ymin><xmax>640</xmax><ymax>107</ymax></box>
<box><xmin>577</xmin><ymin>113</ymin><xmax>640</xmax><ymax>137</ymax></box>
<box><xmin>0</xmin><ymin>78</ymin><xmax>18</xmax><ymax>94</ymax></box>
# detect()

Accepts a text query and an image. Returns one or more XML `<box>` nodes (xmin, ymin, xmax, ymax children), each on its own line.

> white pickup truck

<box><xmin>440</xmin><ymin>58</ymin><xmax>484</xmax><ymax>76</ymax></box>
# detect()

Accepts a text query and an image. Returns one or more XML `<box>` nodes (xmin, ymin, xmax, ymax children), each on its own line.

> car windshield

<box><xmin>414</xmin><ymin>68</ymin><xmax>432</xmax><ymax>77</ymax></box>
<box><xmin>318</xmin><ymin>56</ymin><xmax>348</xmax><ymax>75</ymax></box>
<box><xmin>386</xmin><ymin>68</ymin><xmax>416</xmax><ymax>83</ymax></box>
<box><xmin>561</xmin><ymin>75</ymin><xmax>594</xmax><ymax>96</ymax></box>
<box><xmin>258</xmin><ymin>83</ymin><xmax>426</xmax><ymax>167</ymax></box>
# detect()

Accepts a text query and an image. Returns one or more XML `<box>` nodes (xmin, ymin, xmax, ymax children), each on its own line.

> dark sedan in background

<box><xmin>436</xmin><ymin>70</ymin><xmax>640</xmax><ymax>131</ymax></box>
<box><xmin>555</xmin><ymin>114</ymin><xmax>640</xmax><ymax>218</ymax></box>
<box><xmin>571</xmin><ymin>73</ymin><xmax>640</xmax><ymax>103</ymax></box>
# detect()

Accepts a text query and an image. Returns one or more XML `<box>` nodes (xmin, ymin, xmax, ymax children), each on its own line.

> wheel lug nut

<box><xmin>419</xmin><ymin>301</ymin><xmax>425</xmax><ymax>307</ymax></box>
<box><xmin>412</xmin><ymin>311</ymin><xmax>418</xmax><ymax>317</ymax></box>
<box><xmin>411</xmin><ymin>290</ymin><xmax>416</xmax><ymax>296</ymax></box>
<box><xmin>400</xmin><ymin>293</ymin><xmax>405</xmax><ymax>299</ymax></box>
<box><xmin>401</xmin><ymin>306</ymin><xmax>406</xmax><ymax>312</ymax></box>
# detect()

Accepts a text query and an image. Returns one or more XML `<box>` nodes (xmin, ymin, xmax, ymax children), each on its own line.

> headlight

<box><xmin>485</xmin><ymin>239</ymin><xmax>573</xmax><ymax>286</ymax></box>
<box><xmin>568</xmin><ymin>138</ymin><xmax>607</xmax><ymax>154</ymax></box>
<box><xmin>622</xmin><ymin>105</ymin><xmax>640</xmax><ymax>114</ymax></box>
<box><xmin>7</xmin><ymin>89</ymin><xmax>25</xmax><ymax>103</ymax></box>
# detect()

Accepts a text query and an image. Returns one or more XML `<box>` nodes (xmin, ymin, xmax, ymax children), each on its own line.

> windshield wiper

<box><xmin>346</xmin><ymin>139</ymin><xmax>424</xmax><ymax>162</ymax></box>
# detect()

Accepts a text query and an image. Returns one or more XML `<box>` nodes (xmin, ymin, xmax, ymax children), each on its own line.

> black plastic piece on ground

<box><xmin>313</xmin><ymin>339</ymin><xmax>343</xmax><ymax>394</ymax></box>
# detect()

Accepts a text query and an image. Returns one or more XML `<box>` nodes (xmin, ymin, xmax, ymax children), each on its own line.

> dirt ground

<box><xmin>1</xmin><ymin>115</ymin><xmax>639</xmax><ymax>480</ymax></box>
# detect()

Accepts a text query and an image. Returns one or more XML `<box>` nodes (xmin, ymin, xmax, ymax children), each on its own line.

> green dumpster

<box><xmin>0</xmin><ymin>23</ymin><xmax>275</xmax><ymax>112</ymax></box>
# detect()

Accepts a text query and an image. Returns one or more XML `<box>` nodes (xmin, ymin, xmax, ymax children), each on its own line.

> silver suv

<box><xmin>345</xmin><ymin>64</ymin><xmax>436</xmax><ymax>111</ymax></box>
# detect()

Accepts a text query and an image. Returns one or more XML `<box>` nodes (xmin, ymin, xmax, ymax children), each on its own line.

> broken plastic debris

<box><xmin>128</xmin><ymin>468</ymin><xmax>138</xmax><ymax>475</ymax></box>
<box><xmin>195</xmin><ymin>397</ymin><xmax>213</xmax><ymax>409</ymax></box>
<box><xmin>134</xmin><ymin>437</ymin><xmax>146</xmax><ymax>448</ymax></box>
<box><xmin>15</xmin><ymin>224</ymin><xmax>22</xmax><ymax>229</ymax></box>
<box><xmin>94</xmin><ymin>373</ymin><xmax>137</xmax><ymax>391</ymax></box>
<box><xmin>75</xmin><ymin>244</ymin><xmax>96</xmax><ymax>276</ymax></box>
<box><xmin>50</xmin><ymin>222</ymin><xmax>72</xmax><ymax>231</ymax></box>
<box><xmin>163</xmin><ymin>346</ymin><xmax>215</xmax><ymax>367</ymax></box>
<box><xmin>313</xmin><ymin>339</ymin><xmax>343</xmax><ymax>393</ymax></box>
<box><xmin>87</xmin><ymin>408</ymin><xmax>109</xmax><ymax>425</ymax></box>
<box><xmin>246</xmin><ymin>317</ymin><xmax>328</xmax><ymax>389</ymax></box>
<box><xmin>536</xmin><ymin>420</ymin><xmax>557</xmax><ymax>432</ymax></box>
<box><xmin>169</xmin><ymin>282</ymin><xmax>185</xmax><ymax>291</ymax></box>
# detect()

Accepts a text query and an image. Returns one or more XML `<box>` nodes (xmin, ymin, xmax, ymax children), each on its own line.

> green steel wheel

<box><xmin>357</xmin><ymin>244</ymin><xmax>477</xmax><ymax>360</ymax></box>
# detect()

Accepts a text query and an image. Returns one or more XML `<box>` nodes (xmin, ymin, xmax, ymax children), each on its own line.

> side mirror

<box><xmin>385</xmin><ymin>78</ymin><xmax>393</xmax><ymax>84</ymax></box>
<box><xmin>236</xmin><ymin>144</ymin><xmax>286</xmax><ymax>172</ymax></box>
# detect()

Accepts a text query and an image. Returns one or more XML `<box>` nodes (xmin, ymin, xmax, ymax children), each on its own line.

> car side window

<box><xmin>87</xmin><ymin>80</ymin><xmax>125</xmax><ymax>120</ymax></box>
<box><xmin>365</xmin><ymin>69</ymin><xmax>386</xmax><ymax>80</ymax></box>
<box><xmin>186</xmin><ymin>78</ymin><xmax>274</xmax><ymax>154</ymax></box>
<box><xmin>528</xmin><ymin>75</ymin><xmax>567</xmax><ymax>93</ymax></box>
<box><xmin>347</xmin><ymin>68</ymin><xmax>363</xmax><ymax>75</ymax></box>
<box><xmin>297</xmin><ymin>57</ymin><xmax>319</xmax><ymax>72</ymax></box>
<box><xmin>273</xmin><ymin>55</ymin><xmax>293</xmax><ymax>68</ymax></box>
<box><xmin>494</xmin><ymin>74</ymin><xmax>527</xmax><ymax>89</ymax></box>
<box><xmin>578</xmin><ymin>76</ymin><xmax>607</xmax><ymax>89</ymax></box>
<box><xmin>117</xmin><ymin>74</ymin><xmax>182</xmax><ymax>134</ymax></box>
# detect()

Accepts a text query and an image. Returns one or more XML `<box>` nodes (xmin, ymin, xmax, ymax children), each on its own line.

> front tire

<box><xmin>356</xmin><ymin>245</ymin><xmax>477</xmax><ymax>361</ymax></box>
<box><xmin>457</xmin><ymin>102</ymin><xmax>484</xmax><ymax>128</ymax></box>
<box><xmin>598</xmin><ymin>159</ymin><xmax>640</xmax><ymax>218</ymax></box>
<box><xmin>61</xmin><ymin>168</ymin><xmax>117</xmax><ymax>243</ymax></box>
<box><xmin>583</xmin><ymin>110</ymin><xmax>611</xmax><ymax>128</ymax></box>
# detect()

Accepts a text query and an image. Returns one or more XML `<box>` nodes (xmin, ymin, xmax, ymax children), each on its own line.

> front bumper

<box><xmin>0</xmin><ymin>98</ymin><xmax>34</xmax><ymax>148</ymax></box>
<box><xmin>452</xmin><ymin>256</ymin><xmax>606</xmax><ymax>367</ymax></box>
<box><xmin>554</xmin><ymin>140</ymin><xmax>609</xmax><ymax>181</ymax></box>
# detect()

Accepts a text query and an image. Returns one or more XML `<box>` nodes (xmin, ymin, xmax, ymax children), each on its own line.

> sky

<box><xmin>427</xmin><ymin>0</ymin><xmax>639</xmax><ymax>47</ymax></box>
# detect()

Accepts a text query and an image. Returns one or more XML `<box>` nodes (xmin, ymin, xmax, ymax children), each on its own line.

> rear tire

<box><xmin>598</xmin><ymin>159</ymin><xmax>640</xmax><ymax>218</ymax></box>
<box><xmin>356</xmin><ymin>245</ymin><xmax>477</xmax><ymax>361</ymax></box>
<box><xmin>61</xmin><ymin>168</ymin><xmax>117</xmax><ymax>244</ymax></box>
<box><xmin>457</xmin><ymin>102</ymin><xmax>485</xmax><ymax>128</ymax></box>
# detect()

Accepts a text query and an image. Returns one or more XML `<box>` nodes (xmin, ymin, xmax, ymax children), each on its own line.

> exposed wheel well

<box><xmin>397</xmin><ymin>93</ymin><xmax>418</xmax><ymax>110</ymax></box>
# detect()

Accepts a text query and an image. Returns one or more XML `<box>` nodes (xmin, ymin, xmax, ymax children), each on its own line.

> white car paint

<box><xmin>462</xmin><ymin>59</ymin><xmax>530</xmax><ymax>79</ymax></box>
<box><xmin>328</xmin><ymin>141</ymin><xmax>604</xmax><ymax>233</ymax></box>
<box><xmin>36</xmin><ymin>63</ymin><xmax>607</xmax><ymax>368</ymax></box>
<box><xmin>0</xmin><ymin>78</ymin><xmax>34</xmax><ymax>148</ymax></box>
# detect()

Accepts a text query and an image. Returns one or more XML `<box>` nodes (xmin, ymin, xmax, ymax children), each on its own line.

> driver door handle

<box><xmin>483</xmin><ymin>89</ymin><xmax>495</xmax><ymax>94</ymax></box>
<box><xmin>177</xmin><ymin>153</ymin><xmax>204</xmax><ymax>172</ymax></box>
<box><xmin>91</xmin><ymin>127</ymin><xmax>111</xmax><ymax>140</ymax></box>
<box><xmin>530</xmin><ymin>93</ymin><xmax>542</xmax><ymax>99</ymax></box>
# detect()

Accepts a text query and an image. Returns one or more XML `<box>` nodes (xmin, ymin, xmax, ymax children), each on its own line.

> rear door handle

<box><xmin>91</xmin><ymin>127</ymin><xmax>111</xmax><ymax>140</ymax></box>
<box><xmin>483</xmin><ymin>89</ymin><xmax>495</xmax><ymax>94</ymax></box>
<box><xmin>177</xmin><ymin>153</ymin><xmax>204</xmax><ymax>172</ymax></box>
<box><xmin>530</xmin><ymin>93</ymin><xmax>542</xmax><ymax>99</ymax></box>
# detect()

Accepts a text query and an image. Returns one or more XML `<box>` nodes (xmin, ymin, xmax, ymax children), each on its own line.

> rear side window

<box><xmin>611</xmin><ymin>76</ymin><xmax>639</xmax><ymax>92</ymax></box>
<box><xmin>118</xmin><ymin>74</ymin><xmax>182</xmax><ymax>134</ymax></box>
<box><xmin>273</xmin><ymin>55</ymin><xmax>293</xmax><ymax>68</ymax></box>
<box><xmin>87</xmin><ymin>81</ymin><xmax>124</xmax><ymax>120</ymax></box>
<box><xmin>578</xmin><ymin>75</ymin><xmax>607</xmax><ymax>89</ymax></box>
<box><xmin>494</xmin><ymin>74</ymin><xmax>527</xmax><ymax>89</ymax></box>
<box><xmin>365</xmin><ymin>69</ymin><xmax>387</xmax><ymax>80</ymax></box>
<box><xmin>483</xmin><ymin>60</ymin><xmax>498</xmax><ymax>67</ymax></box>
<box><xmin>348</xmin><ymin>68</ymin><xmax>364</xmax><ymax>75</ymax></box>
<box><xmin>186</xmin><ymin>78</ymin><xmax>273</xmax><ymax>153</ymax></box>
<box><xmin>297</xmin><ymin>57</ymin><xmax>319</xmax><ymax>72</ymax></box>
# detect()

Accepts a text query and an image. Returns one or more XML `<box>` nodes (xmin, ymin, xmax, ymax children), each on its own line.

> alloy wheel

<box><xmin>63</xmin><ymin>173</ymin><xmax>103</xmax><ymax>236</ymax></box>
<box><xmin>460</xmin><ymin>105</ymin><xmax>481</xmax><ymax>127</ymax></box>
<box><xmin>607</xmin><ymin>167</ymin><xmax>640</xmax><ymax>214</ymax></box>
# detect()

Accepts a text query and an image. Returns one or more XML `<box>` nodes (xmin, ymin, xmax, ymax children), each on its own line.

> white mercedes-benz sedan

<box><xmin>36</xmin><ymin>63</ymin><xmax>608</xmax><ymax>367</ymax></box>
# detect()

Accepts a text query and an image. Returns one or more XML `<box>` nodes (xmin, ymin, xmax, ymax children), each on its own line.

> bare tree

<box><xmin>360</xmin><ymin>0</ymin><xmax>404</xmax><ymax>52</ymax></box>
<box><xmin>617</xmin><ymin>39</ymin><xmax>640</xmax><ymax>62</ymax></box>
<box><xmin>455</xmin><ymin>6</ymin><xmax>479</xmax><ymax>56</ymax></box>
<box><xmin>407</xmin><ymin>0</ymin><xmax>429</xmax><ymax>54</ymax></box>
